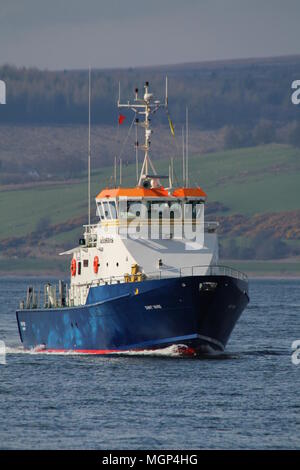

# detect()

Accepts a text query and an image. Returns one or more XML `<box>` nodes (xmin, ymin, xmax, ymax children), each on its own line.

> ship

<box><xmin>16</xmin><ymin>80</ymin><xmax>249</xmax><ymax>356</ymax></box>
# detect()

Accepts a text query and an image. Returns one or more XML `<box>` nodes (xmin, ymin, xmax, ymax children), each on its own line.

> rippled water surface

<box><xmin>0</xmin><ymin>277</ymin><xmax>299</xmax><ymax>449</ymax></box>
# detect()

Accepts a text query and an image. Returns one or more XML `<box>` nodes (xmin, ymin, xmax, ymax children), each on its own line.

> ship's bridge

<box><xmin>95</xmin><ymin>186</ymin><xmax>207</xmax><ymax>223</ymax></box>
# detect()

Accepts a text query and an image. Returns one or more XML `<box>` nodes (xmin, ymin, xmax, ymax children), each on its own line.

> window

<box><xmin>83</xmin><ymin>260</ymin><xmax>88</xmax><ymax>268</ymax></box>
<box><xmin>148</xmin><ymin>201</ymin><xmax>182</xmax><ymax>220</ymax></box>
<box><xmin>148</xmin><ymin>201</ymin><xmax>168</xmax><ymax>219</ymax></box>
<box><xmin>108</xmin><ymin>201</ymin><xmax>117</xmax><ymax>219</ymax></box>
<box><xmin>78</xmin><ymin>262</ymin><xmax>82</xmax><ymax>275</ymax></box>
<box><xmin>119</xmin><ymin>200</ymin><xmax>145</xmax><ymax>219</ymax></box>
<box><xmin>102</xmin><ymin>201</ymin><xmax>111</xmax><ymax>219</ymax></box>
<box><xmin>127</xmin><ymin>201</ymin><xmax>142</xmax><ymax>218</ymax></box>
<box><xmin>169</xmin><ymin>200</ymin><xmax>182</xmax><ymax>219</ymax></box>
<box><xmin>97</xmin><ymin>203</ymin><xmax>105</xmax><ymax>220</ymax></box>
<box><xmin>184</xmin><ymin>200</ymin><xmax>203</xmax><ymax>220</ymax></box>
<box><xmin>100</xmin><ymin>200</ymin><xmax>118</xmax><ymax>219</ymax></box>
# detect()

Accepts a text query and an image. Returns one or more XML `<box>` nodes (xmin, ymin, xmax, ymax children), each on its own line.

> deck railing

<box><xmin>19</xmin><ymin>264</ymin><xmax>247</xmax><ymax>310</ymax></box>
<box><xmin>83</xmin><ymin>221</ymin><xmax>219</xmax><ymax>232</ymax></box>
<box><xmin>87</xmin><ymin>264</ymin><xmax>248</xmax><ymax>287</ymax></box>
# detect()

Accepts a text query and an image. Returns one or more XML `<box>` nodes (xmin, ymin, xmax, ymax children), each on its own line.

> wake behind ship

<box><xmin>16</xmin><ymin>80</ymin><xmax>249</xmax><ymax>355</ymax></box>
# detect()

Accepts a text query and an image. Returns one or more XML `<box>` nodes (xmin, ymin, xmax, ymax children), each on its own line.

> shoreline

<box><xmin>1</xmin><ymin>271</ymin><xmax>300</xmax><ymax>280</ymax></box>
<box><xmin>1</xmin><ymin>258</ymin><xmax>300</xmax><ymax>280</ymax></box>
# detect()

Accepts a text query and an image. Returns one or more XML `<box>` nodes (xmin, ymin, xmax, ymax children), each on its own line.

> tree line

<box><xmin>1</xmin><ymin>56</ymin><xmax>300</xmax><ymax>128</ymax></box>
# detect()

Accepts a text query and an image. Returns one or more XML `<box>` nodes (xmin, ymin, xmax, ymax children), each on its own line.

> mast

<box><xmin>144</xmin><ymin>82</ymin><xmax>150</xmax><ymax>176</ymax></box>
<box><xmin>119</xmin><ymin>158</ymin><xmax>122</xmax><ymax>186</ymax></box>
<box><xmin>135</xmin><ymin>117</ymin><xmax>139</xmax><ymax>183</ymax></box>
<box><xmin>165</xmin><ymin>75</ymin><xmax>168</xmax><ymax>107</ymax></box>
<box><xmin>182</xmin><ymin>127</ymin><xmax>185</xmax><ymax>187</ymax></box>
<box><xmin>88</xmin><ymin>66</ymin><xmax>91</xmax><ymax>226</ymax></box>
<box><xmin>118</xmin><ymin>81</ymin><xmax>167</xmax><ymax>186</ymax></box>
<box><xmin>186</xmin><ymin>106</ymin><xmax>189</xmax><ymax>187</ymax></box>
<box><xmin>114</xmin><ymin>155</ymin><xmax>117</xmax><ymax>187</ymax></box>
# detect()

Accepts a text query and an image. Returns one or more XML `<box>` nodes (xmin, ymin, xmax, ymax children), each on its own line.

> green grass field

<box><xmin>225</xmin><ymin>259</ymin><xmax>300</xmax><ymax>276</ymax></box>
<box><xmin>1</xmin><ymin>143</ymin><xmax>300</xmax><ymax>240</ymax></box>
<box><xmin>0</xmin><ymin>257</ymin><xmax>68</xmax><ymax>275</ymax></box>
<box><xmin>183</xmin><ymin>144</ymin><xmax>300</xmax><ymax>215</ymax></box>
<box><xmin>1</xmin><ymin>143</ymin><xmax>300</xmax><ymax>275</ymax></box>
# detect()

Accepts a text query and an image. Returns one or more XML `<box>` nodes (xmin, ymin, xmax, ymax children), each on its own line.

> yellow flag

<box><xmin>168</xmin><ymin>115</ymin><xmax>175</xmax><ymax>137</ymax></box>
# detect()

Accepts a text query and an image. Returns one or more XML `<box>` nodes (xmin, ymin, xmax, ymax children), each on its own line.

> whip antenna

<box><xmin>88</xmin><ymin>66</ymin><xmax>91</xmax><ymax>226</ymax></box>
<box><xmin>186</xmin><ymin>106</ymin><xmax>189</xmax><ymax>187</ymax></box>
<box><xmin>182</xmin><ymin>127</ymin><xmax>185</xmax><ymax>186</ymax></box>
<box><xmin>165</xmin><ymin>76</ymin><xmax>168</xmax><ymax>107</ymax></box>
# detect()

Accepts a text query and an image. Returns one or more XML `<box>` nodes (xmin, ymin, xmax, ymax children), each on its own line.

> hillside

<box><xmin>1</xmin><ymin>55</ymin><xmax>300</xmax><ymax>127</ymax></box>
<box><xmin>1</xmin><ymin>143</ymin><xmax>300</xmax><ymax>276</ymax></box>
<box><xmin>0</xmin><ymin>124</ymin><xmax>224</xmax><ymax>184</ymax></box>
<box><xmin>1</xmin><ymin>55</ymin><xmax>300</xmax><ymax>186</ymax></box>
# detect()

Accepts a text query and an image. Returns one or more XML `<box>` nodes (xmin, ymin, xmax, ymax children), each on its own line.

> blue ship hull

<box><xmin>16</xmin><ymin>275</ymin><xmax>249</xmax><ymax>354</ymax></box>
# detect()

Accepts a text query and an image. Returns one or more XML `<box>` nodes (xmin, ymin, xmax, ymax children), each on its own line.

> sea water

<box><xmin>0</xmin><ymin>278</ymin><xmax>299</xmax><ymax>449</ymax></box>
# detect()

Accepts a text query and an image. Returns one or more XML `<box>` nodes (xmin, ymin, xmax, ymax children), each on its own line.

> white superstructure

<box><xmin>63</xmin><ymin>82</ymin><xmax>219</xmax><ymax>306</ymax></box>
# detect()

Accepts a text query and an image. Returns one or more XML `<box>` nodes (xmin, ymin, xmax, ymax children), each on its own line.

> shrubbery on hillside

<box><xmin>1</xmin><ymin>56</ymin><xmax>300</xmax><ymax>127</ymax></box>
<box><xmin>221</xmin><ymin>232</ymin><xmax>294</xmax><ymax>260</ymax></box>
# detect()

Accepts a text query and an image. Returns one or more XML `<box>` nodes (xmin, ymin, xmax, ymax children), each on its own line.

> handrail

<box><xmin>83</xmin><ymin>221</ymin><xmax>219</xmax><ymax>229</ymax></box>
<box><xmin>20</xmin><ymin>264</ymin><xmax>247</xmax><ymax>310</ymax></box>
<box><xmin>85</xmin><ymin>264</ymin><xmax>248</xmax><ymax>288</ymax></box>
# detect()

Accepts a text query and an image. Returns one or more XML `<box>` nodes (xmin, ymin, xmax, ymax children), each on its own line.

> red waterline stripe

<box><xmin>40</xmin><ymin>348</ymin><xmax>129</xmax><ymax>354</ymax></box>
<box><xmin>35</xmin><ymin>346</ymin><xmax>196</xmax><ymax>356</ymax></box>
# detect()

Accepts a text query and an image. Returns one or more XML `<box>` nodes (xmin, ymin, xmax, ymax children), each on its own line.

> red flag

<box><xmin>118</xmin><ymin>114</ymin><xmax>126</xmax><ymax>125</ymax></box>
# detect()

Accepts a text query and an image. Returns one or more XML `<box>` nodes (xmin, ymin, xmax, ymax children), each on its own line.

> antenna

<box><xmin>118</xmin><ymin>81</ymin><xmax>121</xmax><ymax>104</ymax></box>
<box><xmin>119</xmin><ymin>158</ymin><xmax>122</xmax><ymax>186</ymax></box>
<box><xmin>88</xmin><ymin>66</ymin><xmax>91</xmax><ymax>226</ymax></box>
<box><xmin>186</xmin><ymin>106</ymin><xmax>189</xmax><ymax>187</ymax></box>
<box><xmin>168</xmin><ymin>157</ymin><xmax>174</xmax><ymax>188</ymax></box>
<box><xmin>165</xmin><ymin>76</ymin><xmax>168</xmax><ymax>107</ymax></box>
<box><xmin>135</xmin><ymin>117</ymin><xmax>139</xmax><ymax>183</ymax></box>
<box><xmin>182</xmin><ymin>126</ymin><xmax>185</xmax><ymax>187</ymax></box>
<box><xmin>114</xmin><ymin>156</ymin><xmax>117</xmax><ymax>187</ymax></box>
<box><xmin>118</xmin><ymin>80</ymin><xmax>166</xmax><ymax>187</ymax></box>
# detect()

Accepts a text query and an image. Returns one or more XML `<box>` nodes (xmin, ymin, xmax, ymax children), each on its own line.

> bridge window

<box><xmin>97</xmin><ymin>203</ymin><xmax>105</xmax><ymax>220</ymax></box>
<box><xmin>119</xmin><ymin>200</ymin><xmax>144</xmax><ymax>218</ymax></box>
<box><xmin>108</xmin><ymin>201</ymin><xmax>117</xmax><ymax>219</ymax></box>
<box><xmin>102</xmin><ymin>201</ymin><xmax>111</xmax><ymax>219</ymax></box>
<box><xmin>100</xmin><ymin>201</ymin><xmax>117</xmax><ymax>219</ymax></box>
<box><xmin>148</xmin><ymin>201</ymin><xmax>182</xmax><ymax>219</ymax></box>
<box><xmin>184</xmin><ymin>200</ymin><xmax>204</xmax><ymax>220</ymax></box>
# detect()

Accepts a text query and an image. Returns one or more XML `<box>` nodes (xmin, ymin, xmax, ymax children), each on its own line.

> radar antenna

<box><xmin>118</xmin><ymin>79</ymin><xmax>168</xmax><ymax>187</ymax></box>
